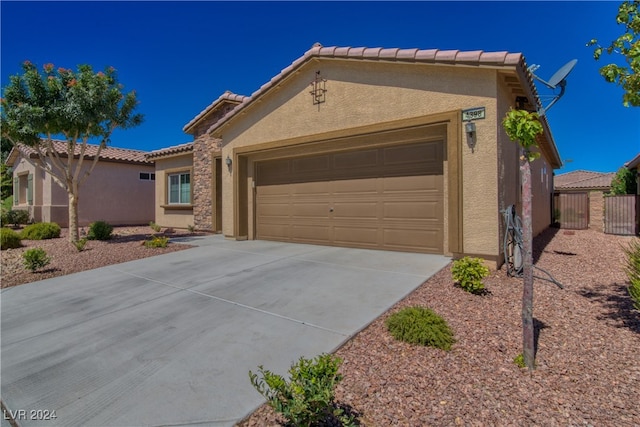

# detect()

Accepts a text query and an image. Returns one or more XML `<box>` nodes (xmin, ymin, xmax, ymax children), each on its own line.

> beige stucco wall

<box><xmin>216</xmin><ymin>59</ymin><xmax>506</xmax><ymax>257</ymax></box>
<box><xmin>153</xmin><ymin>153</ymin><xmax>194</xmax><ymax>229</ymax></box>
<box><xmin>12</xmin><ymin>154</ymin><xmax>154</xmax><ymax>227</ymax></box>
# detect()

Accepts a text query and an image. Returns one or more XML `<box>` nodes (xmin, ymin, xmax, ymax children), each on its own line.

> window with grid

<box><xmin>168</xmin><ymin>172</ymin><xmax>190</xmax><ymax>204</ymax></box>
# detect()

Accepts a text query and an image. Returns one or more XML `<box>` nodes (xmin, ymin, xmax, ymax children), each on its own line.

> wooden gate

<box><xmin>553</xmin><ymin>193</ymin><xmax>589</xmax><ymax>229</ymax></box>
<box><xmin>604</xmin><ymin>195</ymin><xmax>639</xmax><ymax>235</ymax></box>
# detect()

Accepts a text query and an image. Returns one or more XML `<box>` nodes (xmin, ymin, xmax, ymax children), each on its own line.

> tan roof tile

<box><xmin>146</xmin><ymin>142</ymin><xmax>193</xmax><ymax>160</ymax></box>
<box><xmin>554</xmin><ymin>170</ymin><xmax>615</xmax><ymax>190</ymax></box>
<box><xmin>182</xmin><ymin>91</ymin><xmax>247</xmax><ymax>133</ymax></box>
<box><xmin>10</xmin><ymin>140</ymin><xmax>151</xmax><ymax>165</ymax></box>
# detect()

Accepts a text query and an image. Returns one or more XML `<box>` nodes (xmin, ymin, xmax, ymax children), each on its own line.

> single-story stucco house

<box><xmin>553</xmin><ymin>170</ymin><xmax>615</xmax><ymax>231</ymax></box>
<box><xmin>148</xmin><ymin>43</ymin><xmax>563</xmax><ymax>267</ymax></box>
<box><xmin>6</xmin><ymin>140</ymin><xmax>155</xmax><ymax>227</ymax></box>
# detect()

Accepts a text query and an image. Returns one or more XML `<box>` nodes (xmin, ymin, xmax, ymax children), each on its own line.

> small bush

<box><xmin>249</xmin><ymin>353</ymin><xmax>356</xmax><ymax>427</ymax></box>
<box><xmin>451</xmin><ymin>256</ymin><xmax>489</xmax><ymax>294</ymax></box>
<box><xmin>144</xmin><ymin>236</ymin><xmax>169</xmax><ymax>248</ymax></box>
<box><xmin>187</xmin><ymin>224</ymin><xmax>195</xmax><ymax>233</ymax></box>
<box><xmin>149</xmin><ymin>221</ymin><xmax>162</xmax><ymax>233</ymax></box>
<box><xmin>623</xmin><ymin>238</ymin><xmax>640</xmax><ymax>311</ymax></box>
<box><xmin>385</xmin><ymin>306</ymin><xmax>455</xmax><ymax>350</ymax></box>
<box><xmin>1</xmin><ymin>227</ymin><xmax>22</xmax><ymax>250</ymax></box>
<box><xmin>20</xmin><ymin>222</ymin><xmax>61</xmax><ymax>240</ymax></box>
<box><xmin>23</xmin><ymin>248</ymin><xmax>51</xmax><ymax>272</ymax></box>
<box><xmin>87</xmin><ymin>221</ymin><xmax>113</xmax><ymax>241</ymax></box>
<box><xmin>513</xmin><ymin>353</ymin><xmax>526</xmax><ymax>368</ymax></box>
<box><xmin>1</xmin><ymin>209</ymin><xmax>31</xmax><ymax>227</ymax></box>
<box><xmin>73</xmin><ymin>238</ymin><xmax>88</xmax><ymax>252</ymax></box>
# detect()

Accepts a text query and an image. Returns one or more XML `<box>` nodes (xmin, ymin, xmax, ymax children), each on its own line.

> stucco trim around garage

<box><xmin>227</xmin><ymin>110</ymin><xmax>463</xmax><ymax>255</ymax></box>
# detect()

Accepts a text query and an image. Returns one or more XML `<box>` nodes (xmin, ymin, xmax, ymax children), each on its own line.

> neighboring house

<box><xmin>553</xmin><ymin>170</ymin><xmax>615</xmax><ymax>231</ymax></box>
<box><xmin>6</xmin><ymin>141</ymin><xmax>155</xmax><ymax>227</ymax></box>
<box><xmin>151</xmin><ymin>43</ymin><xmax>564</xmax><ymax>268</ymax></box>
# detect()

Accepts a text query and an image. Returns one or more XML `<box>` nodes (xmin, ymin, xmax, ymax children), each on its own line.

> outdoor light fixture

<box><xmin>309</xmin><ymin>70</ymin><xmax>327</xmax><ymax>108</ymax></box>
<box><xmin>225</xmin><ymin>155</ymin><xmax>232</xmax><ymax>167</ymax></box>
<box><xmin>465</xmin><ymin>121</ymin><xmax>477</xmax><ymax>152</ymax></box>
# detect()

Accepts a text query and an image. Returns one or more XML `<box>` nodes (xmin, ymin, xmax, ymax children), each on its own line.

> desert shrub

<box><xmin>187</xmin><ymin>224</ymin><xmax>195</xmax><ymax>233</ymax></box>
<box><xmin>20</xmin><ymin>222</ymin><xmax>61</xmax><ymax>240</ymax></box>
<box><xmin>1</xmin><ymin>209</ymin><xmax>31</xmax><ymax>227</ymax></box>
<box><xmin>87</xmin><ymin>221</ymin><xmax>113</xmax><ymax>241</ymax></box>
<box><xmin>513</xmin><ymin>353</ymin><xmax>526</xmax><ymax>368</ymax></box>
<box><xmin>144</xmin><ymin>236</ymin><xmax>169</xmax><ymax>248</ymax></box>
<box><xmin>0</xmin><ymin>227</ymin><xmax>22</xmax><ymax>250</ymax></box>
<box><xmin>149</xmin><ymin>221</ymin><xmax>162</xmax><ymax>232</ymax></box>
<box><xmin>451</xmin><ymin>256</ymin><xmax>489</xmax><ymax>294</ymax></box>
<box><xmin>23</xmin><ymin>248</ymin><xmax>51</xmax><ymax>272</ymax></box>
<box><xmin>249</xmin><ymin>353</ymin><xmax>356</xmax><ymax>427</ymax></box>
<box><xmin>623</xmin><ymin>238</ymin><xmax>640</xmax><ymax>311</ymax></box>
<box><xmin>73</xmin><ymin>238</ymin><xmax>88</xmax><ymax>252</ymax></box>
<box><xmin>385</xmin><ymin>306</ymin><xmax>455</xmax><ymax>350</ymax></box>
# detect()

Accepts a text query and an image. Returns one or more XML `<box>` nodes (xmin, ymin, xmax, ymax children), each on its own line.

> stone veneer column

<box><xmin>192</xmin><ymin>135</ymin><xmax>221</xmax><ymax>231</ymax></box>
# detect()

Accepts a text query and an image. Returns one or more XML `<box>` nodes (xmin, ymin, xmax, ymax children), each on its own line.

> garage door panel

<box><xmin>383</xmin><ymin>228</ymin><xmax>443</xmax><ymax>252</ymax></box>
<box><xmin>332</xmin><ymin>202</ymin><xmax>379</xmax><ymax>219</ymax></box>
<box><xmin>333</xmin><ymin>226</ymin><xmax>379</xmax><ymax>247</ymax></box>
<box><xmin>290</xmin><ymin>224</ymin><xmax>331</xmax><ymax>242</ymax></box>
<box><xmin>291</xmin><ymin>203</ymin><xmax>330</xmax><ymax>219</ymax></box>
<box><xmin>256</xmin><ymin>141</ymin><xmax>444</xmax><ymax>253</ymax></box>
<box><xmin>383</xmin><ymin>200</ymin><xmax>442</xmax><ymax>220</ymax></box>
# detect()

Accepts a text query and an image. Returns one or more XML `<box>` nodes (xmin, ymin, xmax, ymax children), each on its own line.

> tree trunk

<box><xmin>521</xmin><ymin>159</ymin><xmax>535</xmax><ymax>370</ymax></box>
<box><xmin>68</xmin><ymin>191</ymin><xmax>80</xmax><ymax>243</ymax></box>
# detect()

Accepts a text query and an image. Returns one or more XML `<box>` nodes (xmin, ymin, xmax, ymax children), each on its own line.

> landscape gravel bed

<box><xmin>239</xmin><ymin>228</ymin><xmax>640</xmax><ymax>426</ymax></box>
<box><xmin>1</xmin><ymin>226</ymin><xmax>195</xmax><ymax>288</ymax></box>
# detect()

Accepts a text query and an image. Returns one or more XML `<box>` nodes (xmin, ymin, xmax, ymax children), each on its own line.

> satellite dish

<box><xmin>528</xmin><ymin>59</ymin><xmax>578</xmax><ymax>116</ymax></box>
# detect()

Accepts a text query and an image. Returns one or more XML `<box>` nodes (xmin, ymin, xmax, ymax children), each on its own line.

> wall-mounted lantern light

<box><xmin>465</xmin><ymin>121</ymin><xmax>477</xmax><ymax>152</ymax></box>
<box><xmin>225</xmin><ymin>155</ymin><xmax>232</xmax><ymax>167</ymax></box>
<box><xmin>309</xmin><ymin>71</ymin><xmax>327</xmax><ymax>109</ymax></box>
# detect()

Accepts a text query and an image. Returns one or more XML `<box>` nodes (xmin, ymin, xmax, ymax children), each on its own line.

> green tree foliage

<box><xmin>610</xmin><ymin>166</ymin><xmax>637</xmax><ymax>195</ymax></box>
<box><xmin>0</xmin><ymin>61</ymin><xmax>143</xmax><ymax>242</ymax></box>
<box><xmin>588</xmin><ymin>0</ymin><xmax>640</xmax><ymax>107</ymax></box>
<box><xmin>502</xmin><ymin>108</ymin><xmax>545</xmax><ymax>372</ymax></box>
<box><xmin>0</xmin><ymin>163</ymin><xmax>12</xmax><ymax>201</ymax></box>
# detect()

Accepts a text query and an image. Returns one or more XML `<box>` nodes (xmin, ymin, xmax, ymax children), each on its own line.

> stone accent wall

<box><xmin>589</xmin><ymin>190</ymin><xmax>605</xmax><ymax>232</ymax></box>
<box><xmin>192</xmin><ymin>134</ymin><xmax>221</xmax><ymax>231</ymax></box>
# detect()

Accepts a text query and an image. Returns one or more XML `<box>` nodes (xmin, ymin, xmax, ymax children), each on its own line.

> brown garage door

<box><xmin>255</xmin><ymin>141</ymin><xmax>444</xmax><ymax>253</ymax></box>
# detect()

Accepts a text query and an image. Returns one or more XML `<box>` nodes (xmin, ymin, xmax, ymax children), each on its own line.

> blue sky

<box><xmin>2</xmin><ymin>1</ymin><xmax>639</xmax><ymax>173</ymax></box>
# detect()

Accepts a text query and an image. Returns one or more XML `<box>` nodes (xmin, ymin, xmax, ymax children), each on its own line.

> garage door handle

<box><xmin>329</xmin><ymin>208</ymin><xmax>334</xmax><ymax>212</ymax></box>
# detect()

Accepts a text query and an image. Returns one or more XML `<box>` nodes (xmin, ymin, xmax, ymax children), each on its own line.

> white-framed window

<box><xmin>168</xmin><ymin>172</ymin><xmax>191</xmax><ymax>204</ymax></box>
<box><xmin>139</xmin><ymin>172</ymin><xmax>156</xmax><ymax>181</ymax></box>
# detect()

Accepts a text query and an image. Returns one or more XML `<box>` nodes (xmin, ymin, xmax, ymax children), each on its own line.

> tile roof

<box><xmin>206</xmin><ymin>43</ymin><xmax>531</xmax><ymax>136</ymax></box>
<box><xmin>8</xmin><ymin>140</ymin><xmax>152</xmax><ymax>165</ymax></box>
<box><xmin>146</xmin><ymin>142</ymin><xmax>193</xmax><ymax>160</ymax></box>
<box><xmin>554</xmin><ymin>170</ymin><xmax>615</xmax><ymax>190</ymax></box>
<box><xmin>183</xmin><ymin>91</ymin><xmax>248</xmax><ymax>133</ymax></box>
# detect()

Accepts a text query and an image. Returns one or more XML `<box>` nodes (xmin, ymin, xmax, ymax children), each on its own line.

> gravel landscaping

<box><xmin>2</xmin><ymin>226</ymin><xmax>638</xmax><ymax>425</ymax></box>
<box><xmin>1</xmin><ymin>226</ymin><xmax>196</xmax><ymax>288</ymax></box>
<box><xmin>239</xmin><ymin>228</ymin><xmax>640</xmax><ymax>426</ymax></box>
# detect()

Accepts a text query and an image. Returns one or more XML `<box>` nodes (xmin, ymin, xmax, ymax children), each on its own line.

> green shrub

<box><xmin>623</xmin><ymin>238</ymin><xmax>640</xmax><ymax>311</ymax></box>
<box><xmin>149</xmin><ymin>221</ymin><xmax>162</xmax><ymax>232</ymax></box>
<box><xmin>0</xmin><ymin>227</ymin><xmax>22</xmax><ymax>250</ymax></box>
<box><xmin>187</xmin><ymin>224</ymin><xmax>195</xmax><ymax>233</ymax></box>
<box><xmin>23</xmin><ymin>248</ymin><xmax>51</xmax><ymax>272</ymax></box>
<box><xmin>87</xmin><ymin>221</ymin><xmax>113</xmax><ymax>241</ymax></box>
<box><xmin>385</xmin><ymin>306</ymin><xmax>455</xmax><ymax>350</ymax></box>
<box><xmin>20</xmin><ymin>222</ymin><xmax>61</xmax><ymax>240</ymax></box>
<box><xmin>513</xmin><ymin>353</ymin><xmax>526</xmax><ymax>368</ymax></box>
<box><xmin>72</xmin><ymin>238</ymin><xmax>88</xmax><ymax>252</ymax></box>
<box><xmin>144</xmin><ymin>236</ymin><xmax>169</xmax><ymax>248</ymax></box>
<box><xmin>1</xmin><ymin>209</ymin><xmax>31</xmax><ymax>227</ymax></box>
<box><xmin>249</xmin><ymin>354</ymin><xmax>356</xmax><ymax>427</ymax></box>
<box><xmin>451</xmin><ymin>256</ymin><xmax>490</xmax><ymax>294</ymax></box>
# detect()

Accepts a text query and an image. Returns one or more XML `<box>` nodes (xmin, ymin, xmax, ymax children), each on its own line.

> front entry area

<box><xmin>255</xmin><ymin>141</ymin><xmax>444</xmax><ymax>253</ymax></box>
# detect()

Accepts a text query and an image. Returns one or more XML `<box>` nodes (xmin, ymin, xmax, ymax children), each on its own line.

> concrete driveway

<box><xmin>1</xmin><ymin>236</ymin><xmax>449</xmax><ymax>426</ymax></box>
